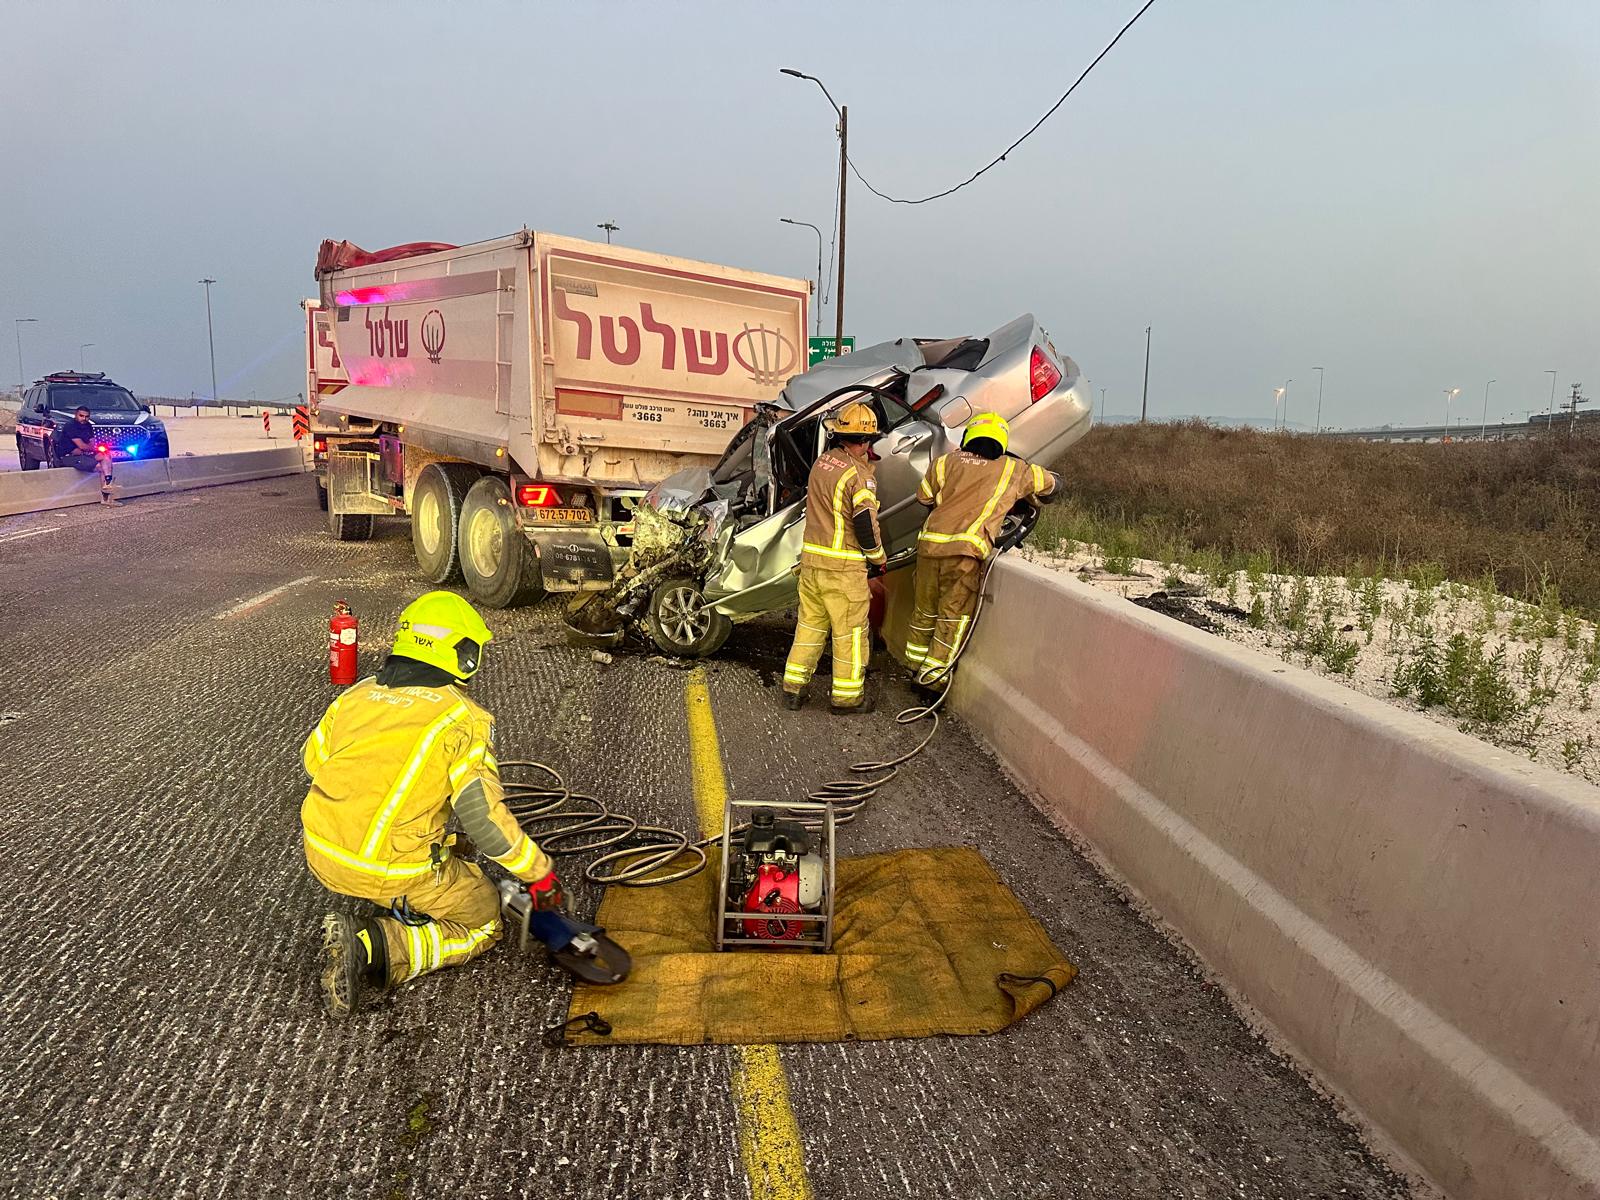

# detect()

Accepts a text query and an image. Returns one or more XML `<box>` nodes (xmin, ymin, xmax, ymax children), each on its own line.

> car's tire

<box><xmin>459</xmin><ymin>475</ymin><xmax>544</xmax><ymax>609</ymax></box>
<box><xmin>410</xmin><ymin>462</ymin><xmax>481</xmax><ymax>584</ymax></box>
<box><xmin>328</xmin><ymin>504</ymin><xmax>373</xmax><ymax>542</ymax></box>
<box><xmin>314</xmin><ymin>477</ymin><xmax>329</xmax><ymax>511</ymax></box>
<box><xmin>18</xmin><ymin>440</ymin><xmax>39</xmax><ymax>471</ymax></box>
<box><xmin>646</xmin><ymin>578</ymin><xmax>733</xmax><ymax>658</ymax></box>
<box><xmin>45</xmin><ymin>441</ymin><xmax>63</xmax><ymax>469</ymax></box>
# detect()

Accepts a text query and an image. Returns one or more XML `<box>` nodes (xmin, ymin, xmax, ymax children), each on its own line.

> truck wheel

<box><xmin>646</xmin><ymin>578</ymin><xmax>733</xmax><ymax>658</ymax></box>
<box><xmin>328</xmin><ymin>505</ymin><xmax>373</xmax><ymax>542</ymax></box>
<box><xmin>459</xmin><ymin>476</ymin><xmax>544</xmax><ymax>608</ymax></box>
<box><xmin>411</xmin><ymin>462</ymin><xmax>481</xmax><ymax>584</ymax></box>
<box><xmin>314</xmin><ymin>478</ymin><xmax>329</xmax><ymax>511</ymax></box>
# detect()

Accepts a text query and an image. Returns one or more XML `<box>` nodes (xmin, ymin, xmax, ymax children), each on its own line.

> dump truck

<box><xmin>310</xmin><ymin>230</ymin><xmax>811</xmax><ymax>607</ymax></box>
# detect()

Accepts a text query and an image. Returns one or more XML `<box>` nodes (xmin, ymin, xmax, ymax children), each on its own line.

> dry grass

<box><xmin>1039</xmin><ymin>421</ymin><xmax>1600</xmax><ymax>616</ymax></box>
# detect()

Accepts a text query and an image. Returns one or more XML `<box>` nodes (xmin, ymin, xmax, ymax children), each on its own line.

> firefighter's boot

<box><xmin>782</xmin><ymin>689</ymin><xmax>807</xmax><ymax>711</ymax></box>
<box><xmin>318</xmin><ymin>912</ymin><xmax>388</xmax><ymax>1019</ymax></box>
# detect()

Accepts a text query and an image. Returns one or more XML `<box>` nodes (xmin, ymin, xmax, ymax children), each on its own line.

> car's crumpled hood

<box><xmin>775</xmin><ymin>339</ymin><xmax>926</xmax><ymax>412</ymax></box>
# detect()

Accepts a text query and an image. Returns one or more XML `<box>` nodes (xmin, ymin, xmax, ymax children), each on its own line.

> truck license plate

<box><xmin>532</xmin><ymin>508</ymin><xmax>592</xmax><ymax>524</ymax></box>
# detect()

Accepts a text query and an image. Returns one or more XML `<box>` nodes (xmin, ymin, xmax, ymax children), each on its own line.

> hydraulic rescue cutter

<box><xmin>497</xmin><ymin>880</ymin><xmax>633</xmax><ymax>985</ymax></box>
<box><xmin>716</xmin><ymin>798</ymin><xmax>837</xmax><ymax>952</ymax></box>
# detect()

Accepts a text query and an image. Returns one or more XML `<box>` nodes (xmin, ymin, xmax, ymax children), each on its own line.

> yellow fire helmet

<box><xmin>824</xmin><ymin>400</ymin><xmax>880</xmax><ymax>438</ymax></box>
<box><xmin>392</xmin><ymin>590</ymin><xmax>495</xmax><ymax>680</ymax></box>
<box><xmin>962</xmin><ymin>412</ymin><xmax>1011</xmax><ymax>455</ymax></box>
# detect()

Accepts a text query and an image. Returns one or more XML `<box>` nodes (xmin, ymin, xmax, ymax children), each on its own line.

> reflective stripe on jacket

<box><xmin>800</xmin><ymin>447</ymin><xmax>885</xmax><ymax>571</ymax></box>
<box><xmin>300</xmin><ymin>678</ymin><xmax>550</xmax><ymax>899</ymax></box>
<box><xmin>915</xmin><ymin>451</ymin><xmax>1058</xmax><ymax>559</ymax></box>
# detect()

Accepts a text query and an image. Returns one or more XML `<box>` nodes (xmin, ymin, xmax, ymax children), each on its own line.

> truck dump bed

<box><xmin>316</xmin><ymin>230</ymin><xmax>809</xmax><ymax>489</ymax></box>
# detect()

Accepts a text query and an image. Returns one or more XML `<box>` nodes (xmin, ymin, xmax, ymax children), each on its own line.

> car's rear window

<box><xmin>49</xmin><ymin>386</ymin><xmax>140</xmax><ymax>413</ymax></box>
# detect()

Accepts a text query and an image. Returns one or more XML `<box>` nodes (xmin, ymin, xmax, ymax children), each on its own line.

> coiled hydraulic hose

<box><xmin>501</xmin><ymin>552</ymin><xmax>1000</xmax><ymax>889</ymax></box>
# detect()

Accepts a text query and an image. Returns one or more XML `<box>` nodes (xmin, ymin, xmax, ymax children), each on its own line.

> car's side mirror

<box><xmin>141</xmin><ymin>404</ymin><xmax>152</xmax><ymax>413</ymax></box>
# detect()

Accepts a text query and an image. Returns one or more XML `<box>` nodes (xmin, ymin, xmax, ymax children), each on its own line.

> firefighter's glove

<box><xmin>866</xmin><ymin>561</ymin><xmax>887</xmax><ymax>580</ymax></box>
<box><xmin>529</xmin><ymin>870</ymin><xmax>566</xmax><ymax>913</ymax></box>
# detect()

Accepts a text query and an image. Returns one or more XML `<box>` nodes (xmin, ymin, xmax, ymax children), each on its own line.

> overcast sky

<box><xmin>3</xmin><ymin>0</ymin><xmax>1596</xmax><ymax>429</ymax></box>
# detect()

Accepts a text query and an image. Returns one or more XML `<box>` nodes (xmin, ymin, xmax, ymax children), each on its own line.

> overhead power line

<box><xmin>847</xmin><ymin>0</ymin><xmax>1159</xmax><ymax>206</ymax></box>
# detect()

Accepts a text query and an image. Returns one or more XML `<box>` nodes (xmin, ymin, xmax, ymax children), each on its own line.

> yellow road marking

<box><xmin>684</xmin><ymin>668</ymin><xmax>814</xmax><ymax>1200</ymax></box>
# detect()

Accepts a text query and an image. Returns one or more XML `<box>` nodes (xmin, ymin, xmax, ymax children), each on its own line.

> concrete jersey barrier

<box><xmin>884</xmin><ymin>556</ymin><xmax>1600</xmax><ymax>1200</ymax></box>
<box><xmin>0</xmin><ymin>448</ymin><xmax>305</xmax><ymax>518</ymax></box>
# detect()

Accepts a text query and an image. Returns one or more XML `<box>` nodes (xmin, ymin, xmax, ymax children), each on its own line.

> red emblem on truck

<box><xmin>421</xmin><ymin>309</ymin><xmax>446</xmax><ymax>363</ymax></box>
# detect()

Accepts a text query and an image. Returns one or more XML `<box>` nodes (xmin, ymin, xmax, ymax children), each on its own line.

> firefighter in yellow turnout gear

<box><xmin>910</xmin><ymin>413</ymin><xmax>1061</xmax><ymax>685</ymax></box>
<box><xmin>782</xmin><ymin>400</ymin><xmax>887</xmax><ymax>712</ymax></box>
<box><xmin>301</xmin><ymin>591</ymin><xmax>564</xmax><ymax>1018</ymax></box>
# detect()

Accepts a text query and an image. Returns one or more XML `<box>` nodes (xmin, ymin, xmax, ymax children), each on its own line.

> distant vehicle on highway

<box><xmin>13</xmin><ymin>372</ymin><xmax>170</xmax><ymax>470</ymax></box>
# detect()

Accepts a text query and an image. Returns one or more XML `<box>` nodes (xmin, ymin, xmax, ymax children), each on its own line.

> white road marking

<box><xmin>0</xmin><ymin>526</ymin><xmax>59</xmax><ymax>544</ymax></box>
<box><xmin>215</xmin><ymin>575</ymin><xmax>318</xmax><ymax>620</ymax></box>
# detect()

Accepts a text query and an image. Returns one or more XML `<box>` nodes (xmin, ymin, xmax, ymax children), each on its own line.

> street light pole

<box><xmin>1280</xmin><ymin>379</ymin><xmax>1292</xmax><ymax>431</ymax></box>
<box><xmin>1479</xmin><ymin>379</ymin><xmax>1495</xmax><ymax>441</ymax></box>
<box><xmin>1545</xmin><ymin>369</ymin><xmax>1558</xmax><ymax>431</ymax></box>
<box><xmin>1099</xmin><ymin>387</ymin><xmax>1107</xmax><ymax>423</ymax></box>
<box><xmin>779</xmin><ymin>218</ymin><xmax>825</xmax><ymax>336</ymax></box>
<box><xmin>596</xmin><ymin>221</ymin><xmax>619</xmax><ymax>244</ymax></box>
<box><xmin>782</xmin><ymin>69</ymin><xmax>848</xmax><ymax>356</ymax></box>
<box><xmin>80</xmin><ymin>343</ymin><xmax>95</xmax><ymax>371</ymax></box>
<box><xmin>1443</xmin><ymin>387</ymin><xmax>1460</xmax><ymax>435</ymax></box>
<box><xmin>14</xmin><ymin>318</ymin><xmax>38</xmax><ymax>393</ymax></box>
<box><xmin>1140</xmin><ymin>326</ymin><xmax>1151</xmax><ymax>422</ymax></box>
<box><xmin>1312</xmin><ymin>366</ymin><xmax>1325</xmax><ymax>433</ymax></box>
<box><xmin>198</xmin><ymin>279</ymin><xmax>219</xmax><ymax>405</ymax></box>
<box><xmin>1273</xmin><ymin>387</ymin><xmax>1284</xmax><ymax>430</ymax></box>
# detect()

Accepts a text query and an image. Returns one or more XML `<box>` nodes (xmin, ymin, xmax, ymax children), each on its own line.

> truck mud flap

<box><xmin>528</xmin><ymin>529</ymin><xmax>616</xmax><ymax>593</ymax></box>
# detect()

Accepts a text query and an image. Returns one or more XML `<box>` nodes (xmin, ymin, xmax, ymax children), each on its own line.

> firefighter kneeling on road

<box><xmin>781</xmin><ymin>400</ymin><xmax>887</xmax><ymax>713</ymax></box>
<box><xmin>909</xmin><ymin>413</ymin><xmax>1062</xmax><ymax>686</ymax></box>
<box><xmin>301</xmin><ymin>590</ymin><xmax>562</xmax><ymax>1018</ymax></box>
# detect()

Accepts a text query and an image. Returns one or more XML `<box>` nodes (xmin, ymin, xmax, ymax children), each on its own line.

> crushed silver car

<box><xmin>567</xmin><ymin>314</ymin><xmax>1093</xmax><ymax>657</ymax></box>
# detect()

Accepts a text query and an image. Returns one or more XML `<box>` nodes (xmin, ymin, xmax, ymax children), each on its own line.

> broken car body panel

<box><xmin>573</xmin><ymin>314</ymin><xmax>1093</xmax><ymax>652</ymax></box>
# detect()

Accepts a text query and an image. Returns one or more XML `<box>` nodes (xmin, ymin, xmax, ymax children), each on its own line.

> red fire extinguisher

<box><xmin>329</xmin><ymin>602</ymin><xmax>359</xmax><ymax>686</ymax></box>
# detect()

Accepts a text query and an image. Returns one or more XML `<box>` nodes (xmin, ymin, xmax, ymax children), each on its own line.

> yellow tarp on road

<box><xmin>562</xmin><ymin>845</ymin><xmax>1076</xmax><ymax>1046</ymax></box>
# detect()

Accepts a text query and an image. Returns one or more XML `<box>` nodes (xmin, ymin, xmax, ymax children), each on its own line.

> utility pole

<box><xmin>199</xmin><ymin>278</ymin><xmax>219</xmax><ymax>405</ymax></box>
<box><xmin>1312</xmin><ymin>366</ymin><xmax>1325</xmax><ymax>433</ymax></box>
<box><xmin>1545</xmin><ymin>369</ymin><xmax>1558</xmax><ymax>432</ymax></box>
<box><xmin>780</xmin><ymin>218</ymin><xmax>825</xmax><ymax>336</ymax></box>
<box><xmin>835</xmin><ymin>104</ymin><xmax>847</xmax><ymax>356</ymax></box>
<box><xmin>1140</xmin><ymin>326</ymin><xmax>1151</xmax><ymax>422</ymax></box>
<box><xmin>781</xmin><ymin>69</ymin><xmax>848</xmax><ymax>357</ymax></box>
<box><xmin>596</xmin><ymin>221</ymin><xmax>619</xmax><ymax>244</ymax></box>
<box><xmin>1479</xmin><ymin>379</ymin><xmax>1495</xmax><ymax>441</ymax></box>
<box><xmin>14</xmin><ymin>317</ymin><xmax>37</xmax><ymax>393</ymax></box>
<box><xmin>80</xmin><ymin>343</ymin><xmax>95</xmax><ymax>371</ymax></box>
<box><xmin>1568</xmin><ymin>382</ymin><xmax>1589</xmax><ymax>436</ymax></box>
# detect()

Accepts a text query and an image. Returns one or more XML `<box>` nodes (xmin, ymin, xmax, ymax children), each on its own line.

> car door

<box><xmin>18</xmin><ymin>389</ymin><xmax>46</xmax><ymax>457</ymax></box>
<box><xmin>870</xmin><ymin>391</ymin><xmax>950</xmax><ymax>558</ymax></box>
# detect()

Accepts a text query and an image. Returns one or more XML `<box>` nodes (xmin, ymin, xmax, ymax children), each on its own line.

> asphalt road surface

<box><xmin>0</xmin><ymin>481</ymin><xmax>1422</xmax><ymax>1200</ymax></box>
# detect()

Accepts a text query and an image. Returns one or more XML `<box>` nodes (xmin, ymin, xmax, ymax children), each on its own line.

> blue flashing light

<box><xmin>126</xmin><ymin>444</ymin><xmax>139</xmax><ymax>457</ymax></box>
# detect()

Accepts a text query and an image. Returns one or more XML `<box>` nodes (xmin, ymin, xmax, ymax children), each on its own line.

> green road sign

<box><xmin>807</xmin><ymin>335</ymin><xmax>856</xmax><ymax>367</ymax></box>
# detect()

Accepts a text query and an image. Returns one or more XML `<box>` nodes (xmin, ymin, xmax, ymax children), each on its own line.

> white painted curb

<box><xmin>0</xmin><ymin>448</ymin><xmax>305</xmax><ymax>518</ymax></box>
<box><xmin>884</xmin><ymin>556</ymin><xmax>1600</xmax><ymax>1200</ymax></box>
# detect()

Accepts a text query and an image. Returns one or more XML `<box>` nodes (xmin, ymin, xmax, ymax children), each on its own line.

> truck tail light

<box><xmin>1029</xmin><ymin>347</ymin><xmax>1062</xmax><ymax>403</ymax></box>
<box><xmin>516</xmin><ymin>483</ymin><xmax>561</xmax><ymax>508</ymax></box>
<box><xmin>313</xmin><ymin>437</ymin><xmax>327</xmax><ymax>453</ymax></box>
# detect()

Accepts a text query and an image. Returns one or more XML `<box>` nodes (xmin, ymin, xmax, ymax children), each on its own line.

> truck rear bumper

<box><xmin>527</xmin><ymin>528</ymin><xmax>615</xmax><ymax>592</ymax></box>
